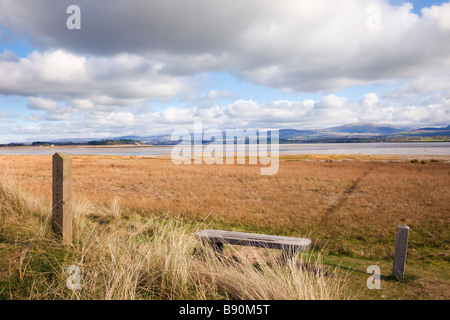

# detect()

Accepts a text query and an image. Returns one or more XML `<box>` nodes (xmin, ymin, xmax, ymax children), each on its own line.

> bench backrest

<box><xmin>195</xmin><ymin>229</ymin><xmax>311</xmax><ymax>251</ymax></box>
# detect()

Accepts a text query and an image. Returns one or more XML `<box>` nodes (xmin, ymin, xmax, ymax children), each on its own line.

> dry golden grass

<box><xmin>1</xmin><ymin>155</ymin><xmax>448</xmax><ymax>246</ymax></box>
<box><xmin>1</xmin><ymin>154</ymin><xmax>449</xmax><ymax>299</ymax></box>
<box><xmin>0</xmin><ymin>170</ymin><xmax>346</xmax><ymax>300</ymax></box>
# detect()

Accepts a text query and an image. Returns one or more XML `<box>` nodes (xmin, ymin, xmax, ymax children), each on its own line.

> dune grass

<box><xmin>0</xmin><ymin>173</ymin><xmax>347</xmax><ymax>300</ymax></box>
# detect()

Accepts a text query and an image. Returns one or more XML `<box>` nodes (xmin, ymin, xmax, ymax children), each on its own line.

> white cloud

<box><xmin>422</xmin><ymin>2</ymin><xmax>450</xmax><ymax>30</ymax></box>
<box><xmin>0</xmin><ymin>50</ymin><xmax>193</xmax><ymax>108</ymax></box>
<box><xmin>1</xmin><ymin>0</ymin><xmax>450</xmax><ymax>93</ymax></box>
<box><xmin>384</xmin><ymin>71</ymin><xmax>450</xmax><ymax>102</ymax></box>
<box><xmin>27</xmin><ymin>97</ymin><xmax>60</xmax><ymax>111</ymax></box>
<box><xmin>27</xmin><ymin>113</ymin><xmax>42</xmax><ymax>122</ymax></box>
<box><xmin>204</xmin><ymin>90</ymin><xmax>236</xmax><ymax>101</ymax></box>
<box><xmin>5</xmin><ymin>92</ymin><xmax>450</xmax><ymax>143</ymax></box>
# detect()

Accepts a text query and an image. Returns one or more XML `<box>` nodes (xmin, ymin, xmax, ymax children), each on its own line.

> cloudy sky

<box><xmin>0</xmin><ymin>0</ymin><xmax>449</xmax><ymax>143</ymax></box>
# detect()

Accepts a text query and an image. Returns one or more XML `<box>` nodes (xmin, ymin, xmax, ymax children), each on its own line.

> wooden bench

<box><xmin>195</xmin><ymin>229</ymin><xmax>312</xmax><ymax>262</ymax></box>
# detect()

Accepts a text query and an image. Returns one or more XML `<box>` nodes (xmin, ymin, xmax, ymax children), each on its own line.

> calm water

<box><xmin>0</xmin><ymin>145</ymin><xmax>174</xmax><ymax>156</ymax></box>
<box><xmin>278</xmin><ymin>142</ymin><xmax>450</xmax><ymax>156</ymax></box>
<box><xmin>1</xmin><ymin>142</ymin><xmax>449</xmax><ymax>157</ymax></box>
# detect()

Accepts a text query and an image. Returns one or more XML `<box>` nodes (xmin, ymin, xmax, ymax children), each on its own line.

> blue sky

<box><xmin>0</xmin><ymin>0</ymin><xmax>449</xmax><ymax>143</ymax></box>
<box><xmin>390</xmin><ymin>0</ymin><xmax>444</xmax><ymax>14</ymax></box>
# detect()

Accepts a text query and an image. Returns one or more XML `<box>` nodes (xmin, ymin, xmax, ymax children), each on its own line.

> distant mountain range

<box><xmin>279</xmin><ymin>123</ymin><xmax>446</xmax><ymax>139</ymax></box>
<box><xmin>276</xmin><ymin>123</ymin><xmax>450</xmax><ymax>142</ymax></box>
<box><xmin>117</xmin><ymin>123</ymin><xmax>450</xmax><ymax>144</ymax></box>
<box><xmin>2</xmin><ymin>123</ymin><xmax>449</xmax><ymax>146</ymax></box>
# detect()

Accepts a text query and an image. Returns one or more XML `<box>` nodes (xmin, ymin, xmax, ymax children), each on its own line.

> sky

<box><xmin>0</xmin><ymin>0</ymin><xmax>449</xmax><ymax>143</ymax></box>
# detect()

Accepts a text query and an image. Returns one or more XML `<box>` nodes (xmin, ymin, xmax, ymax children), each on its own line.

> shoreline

<box><xmin>0</xmin><ymin>144</ymin><xmax>161</xmax><ymax>149</ymax></box>
<box><xmin>2</xmin><ymin>140</ymin><xmax>450</xmax><ymax>148</ymax></box>
<box><xmin>1</xmin><ymin>153</ymin><xmax>449</xmax><ymax>162</ymax></box>
<box><xmin>1</xmin><ymin>142</ymin><xmax>450</xmax><ymax>160</ymax></box>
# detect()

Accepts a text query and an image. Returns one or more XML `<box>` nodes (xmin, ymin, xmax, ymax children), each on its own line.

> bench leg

<box><xmin>202</xmin><ymin>239</ymin><xmax>224</xmax><ymax>255</ymax></box>
<box><xmin>212</xmin><ymin>242</ymin><xmax>224</xmax><ymax>255</ymax></box>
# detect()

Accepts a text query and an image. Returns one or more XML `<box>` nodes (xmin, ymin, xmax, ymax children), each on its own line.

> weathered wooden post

<box><xmin>392</xmin><ymin>225</ymin><xmax>409</xmax><ymax>280</ymax></box>
<box><xmin>52</xmin><ymin>152</ymin><xmax>73</xmax><ymax>244</ymax></box>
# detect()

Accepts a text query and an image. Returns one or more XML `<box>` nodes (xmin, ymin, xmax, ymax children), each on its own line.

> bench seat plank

<box><xmin>195</xmin><ymin>229</ymin><xmax>311</xmax><ymax>251</ymax></box>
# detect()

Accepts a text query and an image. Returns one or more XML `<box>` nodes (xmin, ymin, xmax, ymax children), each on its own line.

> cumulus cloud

<box><xmin>4</xmin><ymin>92</ymin><xmax>449</xmax><ymax>143</ymax></box>
<box><xmin>1</xmin><ymin>0</ymin><xmax>450</xmax><ymax>93</ymax></box>
<box><xmin>27</xmin><ymin>97</ymin><xmax>60</xmax><ymax>111</ymax></box>
<box><xmin>0</xmin><ymin>49</ymin><xmax>193</xmax><ymax>107</ymax></box>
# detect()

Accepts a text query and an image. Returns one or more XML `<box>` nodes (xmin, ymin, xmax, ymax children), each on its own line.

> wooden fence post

<box><xmin>392</xmin><ymin>225</ymin><xmax>409</xmax><ymax>280</ymax></box>
<box><xmin>52</xmin><ymin>152</ymin><xmax>73</xmax><ymax>244</ymax></box>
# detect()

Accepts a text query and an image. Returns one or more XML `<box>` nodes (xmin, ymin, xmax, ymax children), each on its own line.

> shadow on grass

<box><xmin>382</xmin><ymin>274</ymin><xmax>419</xmax><ymax>283</ymax></box>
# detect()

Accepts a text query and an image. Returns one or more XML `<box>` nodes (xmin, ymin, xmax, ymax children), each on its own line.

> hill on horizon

<box><xmin>3</xmin><ymin>123</ymin><xmax>449</xmax><ymax>146</ymax></box>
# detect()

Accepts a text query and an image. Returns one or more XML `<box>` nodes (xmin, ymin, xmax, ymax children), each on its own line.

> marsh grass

<box><xmin>1</xmin><ymin>154</ymin><xmax>448</xmax><ymax>299</ymax></box>
<box><xmin>0</xmin><ymin>174</ymin><xmax>348</xmax><ymax>300</ymax></box>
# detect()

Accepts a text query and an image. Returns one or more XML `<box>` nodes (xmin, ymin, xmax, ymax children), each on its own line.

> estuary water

<box><xmin>1</xmin><ymin>142</ymin><xmax>449</xmax><ymax>157</ymax></box>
